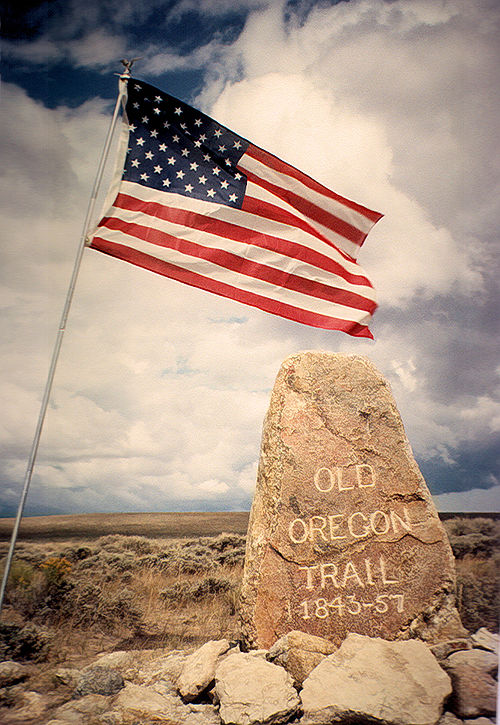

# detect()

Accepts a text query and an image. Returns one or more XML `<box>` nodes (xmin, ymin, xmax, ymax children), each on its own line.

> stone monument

<box><xmin>240</xmin><ymin>352</ymin><xmax>465</xmax><ymax>649</ymax></box>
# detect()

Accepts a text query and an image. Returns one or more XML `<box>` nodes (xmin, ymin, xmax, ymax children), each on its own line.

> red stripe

<box><xmin>241</xmin><ymin>167</ymin><xmax>367</xmax><ymax>246</ymax></box>
<box><xmin>90</xmin><ymin>236</ymin><xmax>373</xmax><ymax>338</ymax></box>
<box><xmin>115</xmin><ymin>192</ymin><xmax>371</xmax><ymax>285</ymax></box>
<box><xmin>242</xmin><ymin>195</ymin><xmax>357</xmax><ymax>263</ymax></box>
<box><xmin>99</xmin><ymin>213</ymin><xmax>376</xmax><ymax>313</ymax></box>
<box><xmin>246</xmin><ymin>145</ymin><xmax>383</xmax><ymax>224</ymax></box>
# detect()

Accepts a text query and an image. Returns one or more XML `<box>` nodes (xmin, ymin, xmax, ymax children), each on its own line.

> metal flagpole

<box><xmin>0</xmin><ymin>62</ymin><xmax>134</xmax><ymax>616</ymax></box>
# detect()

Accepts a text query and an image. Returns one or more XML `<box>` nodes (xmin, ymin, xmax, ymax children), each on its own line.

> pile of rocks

<box><xmin>0</xmin><ymin>628</ymin><xmax>497</xmax><ymax>724</ymax></box>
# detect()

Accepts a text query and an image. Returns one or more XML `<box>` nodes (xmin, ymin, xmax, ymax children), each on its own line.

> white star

<box><xmin>180</xmin><ymin>123</ymin><xmax>187</xmax><ymax>130</ymax></box>
<box><xmin>163</xmin><ymin>121</ymin><xmax>170</xmax><ymax>128</ymax></box>
<box><xmin>214</xmin><ymin>129</ymin><xmax>222</xmax><ymax>137</ymax></box>
<box><xmin>181</xmin><ymin>148</ymin><xmax>189</xmax><ymax>157</ymax></box>
<box><xmin>218</xmin><ymin>145</ymin><xmax>226</xmax><ymax>152</ymax></box>
<box><xmin>145</xmin><ymin>151</ymin><xmax>154</xmax><ymax>160</ymax></box>
<box><xmin>206</xmin><ymin>188</ymin><xmax>216</xmax><ymax>197</ymax></box>
<box><xmin>176</xmin><ymin>170</ymin><xmax>185</xmax><ymax>179</ymax></box>
<box><xmin>162</xmin><ymin>178</ymin><xmax>171</xmax><ymax>187</ymax></box>
<box><xmin>174</xmin><ymin>107</ymin><xmax>182</xmax><ymax>115</ymax></box>
<box><xmin>185</xmin><ymin>183</ymin><xmax>193</xmax><ymax>193</ymax></box>
<box><xmin>167</xmin><ymin>156</ymin><xmax>176</xmax><ymax>165</ymax></box>
<box><xmin>172</xmin><ymin>134</ymin><xmax>180</xmax><ymax>143</ymax></box>
<box><xmin>142</xmin><ymin>116</ymin><xmax>149</xmax><ymax>124</ymax></box>
<box><xmin>190</xmin><ymin>162</ymin><xmax>199</xmax><ymax>171</ymax></box>
<box><xmin>150</xmin><ymin>129</ymin><xmax>158</xmax><ymax>138</ymax></box>
<box><xmin>140</xmin><ymin>173</ymin><xmax>149</xmax><ymax>181</ymax></box>
<box><xmin>233</xmin><ymin>140</ymin><xmax>242</xmax><ymax>149</ymax></box>
<box><xmin>229</xmin><ymin>193</ymin><xmax>238</xmax><ymax>203</ymax></box>
<box><xmin>225</xmin><ymin>159</ymin><xmax>232</xmax><ymax>166</ymax></box>
<box><xmin>220</xmin><ymin>180</ymin><xmax>229</xmax><ymax>189</ymax></box>
<box><xmin>198</xmin><ymin>175</ymin><xmax>207</xmax><ymax>184</ymax></box>
<box><xmin>154</xmin><ymin>165</ymin><xmax>163</xmax><ymax>173</ymax></box>
<box><xmin>134</xmin><ymin>84</ymin><xmax>141</xmax><ymax>90</ymax></box>
<box><xmin>203</xmin><ymin>153</ymin><xmax>211</xmax><ymax>162</ymax></box>
<box><xmin>199</xmin><ymin>134</ymin><xmax>207</xmax><ymax>142</ymax></box>
<box><xmin>128</xmin><ymin>124</ymin><xmax>136</xmax><ymax>132</ymax></box>
<box><xmin>153</xmin><ymin>107</ymin><xmax>160</xmax><ymax>114</ymax></box>
<box><xmin>131</xmin><ymin>159</ymin><xmax>140</xmax><ymax>167</ymax></box>
<box><xmin>159</xmin><ymin>143</ymin><xmax>167</xmax><ymax>152</ymax></box>
<box><xmin>155</xmin><ymin>95</ymin><xmax>162</xmax><ymax>102</ymax></box>
<box><xmin>212</xmin><ymin>167</ymin><xmax>220</xmax><ymax>176</ymax></box>
<box><xmin>194</xmin><ymin>118</ymin><xmax>202</xmax><ymax>126</ymax></box>
<box><xmin>235</xmin><ymin>172</ymin><xmax>242</xmax><ymax>180</ymax></box>
<box><xmin>194</xmin><ymin>140</ymin><xmax>202</xmax><ymax>148</ymax></box>
<box><xmin>136</xmin><ymin>137</ymin><xmax>145</xmax><ymax>146</ymax></box>
<box><xmin>133</xmin><ymin>102</ymin><xmax>139</xmax><ymax>109</ymax></box>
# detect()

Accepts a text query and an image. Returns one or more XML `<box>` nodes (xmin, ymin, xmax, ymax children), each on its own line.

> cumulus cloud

<box><xmin>1</xmin><ymin>0</ymin><xmax>499</xmax><ymax>516</ymax></box>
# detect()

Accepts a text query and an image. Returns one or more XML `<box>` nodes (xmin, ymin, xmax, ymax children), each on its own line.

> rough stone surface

<box><xmin>73</xmin><ymin>665</ymin><xmax>124</xmax><ymax>698</ymax></box>
<box><xmin>92</xmin><ymin>648</ymin><xmax>158</xmax><ymax>675</ymax></box>
<box><xmin>464</xmin><ymin>720</ymin><xmax>496</xmax><ymax>725</ymax></box>
<box><xmin>53</xmin><ymin>693</ymin><xmax>111</xmax><ymax>722</ymax></box>
<box><xmin>471</xmin><ymin>628</ymin><xmax>499</xmax><ymax>655</ymax></box>
<box><xmin>438</xmin><ymin>714</ymin><xmax>464</xmax><ymax>725</ymax></box>
<box><xmin>136</xmin><ymin>650</ymin><xmax>188</xmax><ymax>689</ymax></box>
<box><xmin>177</xmin><ymin>639</ymin><xmax>230</xmax><ymax>701</ymax></box>
<box><xmin>111</xmin><ymin>683</ymin><xmax>189</xmax><ymax>723</ymax></box>
<box><xmin>240</xmin><ymin>352</ymin><xmax>463</xmax><ymax>649</ymax></box>
<box><xmin>0</xmin><ymin>661</ymin><xmax>29</xmax><ymax>687</ymax></box>
<box><xmin>53</xmin><ymin>667</ymin><xmax>81</xmax><ymax>688</ymax></box>
<box><xmin>0</xmin><ymin>690</ymin><xmax>48</xmax><ymax>722</ymax></box>
<box><xmin>300</xmin><ymin>633</ymin><xmax>452</xmax><ymax>725</ymax></box>
<box><xmin>267</xmin><ymin>630</ymin><xmax>335</xmax><ymax>686</ymax></box>
<box><xmin>441</xmin><ymin>649</ymin><xmax>498</xmax><ymax>718</ymax></box>
<box><xmin>430</xmin><ymin>639</ymin><xmax>471</xmax><ymax>661</ymax></box>
<box><xmin>215</xmin><ymin>652</ymin><xmax>300</xmax><ymax>725</ymax></box>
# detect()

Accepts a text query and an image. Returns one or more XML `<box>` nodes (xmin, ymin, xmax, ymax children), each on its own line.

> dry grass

<box><xmin>0</xmin><ymin>530</ymin><xmax>246</xmax><ymax>665</ymax></box>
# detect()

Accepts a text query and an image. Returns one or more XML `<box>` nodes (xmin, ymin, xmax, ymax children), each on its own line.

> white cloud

<box><xmin>434</xmin><ymin>483</ymin><xmax>500</xmax><ymax>513</ymax></box>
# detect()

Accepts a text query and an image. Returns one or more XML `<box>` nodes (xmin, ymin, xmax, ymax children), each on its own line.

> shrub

<box><xmin>0</xmin><ymin>623</ymin><xmax>51</xmax><ymax>662</ymax></box>
<box><xmin>160</xmin><ymin>575</ymin><xmax>234</xmax><ymax>603</ymax></box>
<box><xmin>456</xmin><ymin>555</ymin><xmax>499</xmax><ymax>633</ymax></box>
<box><xmin>8</xmin><ymin>560</ymin><xmax>35</xmax><ymax>590</ymax></box>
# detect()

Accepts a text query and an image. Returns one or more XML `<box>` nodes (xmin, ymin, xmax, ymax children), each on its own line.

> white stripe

<box><xmin>238</xmin><ymin>152</ymin><xmax>376</xmax><ymax>234</ymax></box>
<box><xmin>107</xmin><ymin>204</ymin><xmax>377</xmax><ymax>302</ymax></box>
<box><xmin>93</xmin><ymin>225</ymin><xmax>373</xmax><ymax>325</ymax></box>
<box><xmin>117</xmin><ymin>181</ymin><xmax>367</xmax><ymax>276</ymax></box>
<box><xmin>245</xmin><ymin>181</ymin><xmax>361</xmax><ymax>260</ymax></box>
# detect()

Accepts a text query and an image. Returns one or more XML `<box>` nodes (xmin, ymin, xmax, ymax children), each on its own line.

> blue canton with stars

<box><xmin>123</xmin><ymin>79</ymin><xmax>250</xmax><ymax>209</ymax></box>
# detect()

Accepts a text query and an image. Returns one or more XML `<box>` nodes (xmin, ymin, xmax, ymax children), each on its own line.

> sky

<box><xmin>1</xmin><ymin>0</ymin><xmax>499</xmax><ymax>517</ymax></box>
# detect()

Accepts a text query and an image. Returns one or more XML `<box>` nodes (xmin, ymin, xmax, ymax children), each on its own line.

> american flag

<box><xmin>89</xmin><ymin>79</ymin><xmax>383</xmax><ymax>337</ymax></box>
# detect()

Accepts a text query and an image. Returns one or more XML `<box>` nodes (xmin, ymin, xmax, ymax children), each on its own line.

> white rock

<box><xmin>52</xmin><ymin>694</ymin><xmax>111</xmax><ymax>723</ymax></box>
<box><xmin>215</xmin><ymin>652</ymin><xmax>299</xmax><ymax>725</ymax></box>
<box><xmin>0</xmin><ymin>660</ymin><xmax>28</xmax><ymax>687</ymax></box>
<box><xmin>177</xmin><ymin>639</ymin><xmax>230</xmax><ymax>701</ymax></box>
<box><xmin>471</xmin><ymin>628</ymin><xmax>499</xmax><ymax>655</ymax></box>
<box><xmin>112</xmin><ymin>682</ymin><xmax>188</xmax><ymax>723</ymax></box>
<box><xmin>301</xmin><ymin>634</ymin><xmax>452</xmax><ymax>725</ymax></box>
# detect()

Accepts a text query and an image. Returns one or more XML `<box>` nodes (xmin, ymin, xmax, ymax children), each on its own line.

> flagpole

<box><xmin>0</xmin><ymin>63</ymin><xmax>132</xmax><ymax>617</ymax></box>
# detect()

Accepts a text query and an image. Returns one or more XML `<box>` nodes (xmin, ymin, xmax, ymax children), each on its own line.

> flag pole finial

<box><xmin>119</xmin><ymin>58</ymin><xmax>141</xmax><ymax>77</ymax></box>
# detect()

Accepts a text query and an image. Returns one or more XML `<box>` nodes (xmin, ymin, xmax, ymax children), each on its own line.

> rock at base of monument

<box><xmin>300</xmin><ymin>633</ymin><xmax>452</xmax><ymax>725</ymax></box>
<box><xmin>440</xmin><ymin>649</ymin><xmax>498</xmax><ymax>719</ymax></box>
<box><xmin>267</xmin><ymin>630</ymin><xmax>336</xmax><ymax>686</ymax></box>
<box><xmin>240</xmin><ymin>352</ymin><xmax>465</xmax><ymax>650</ymax></box>
<box><xmin>215</xmin><ymin>652</ymin><xmax>300</xmax><ymax>725</ymax></box>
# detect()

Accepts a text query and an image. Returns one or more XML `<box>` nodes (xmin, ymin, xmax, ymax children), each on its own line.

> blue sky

<box><xmin>1</xmin><ymin>0</ymin><xmax>499</xmax><ymax>516</ymax></box>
